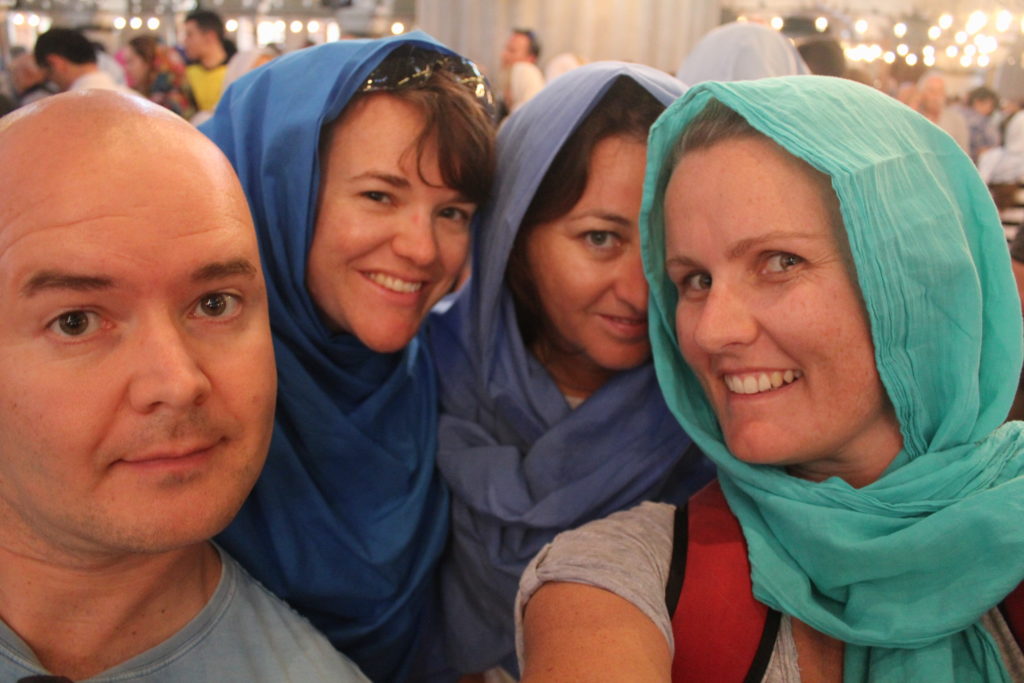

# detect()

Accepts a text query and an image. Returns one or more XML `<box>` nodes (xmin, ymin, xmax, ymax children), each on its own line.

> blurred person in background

<box><xmin>797</xmin><ymin>38</ymin><xmax>846</xmax><ymax>77</ymax></box>
<box><xmin>124</xmin><ymin>35</ymin><xmax>195</xmax><ymax>119</ymax></box>
<box><xmin>182</xmin><ymin>9</ymin><xmax>234</xmax><ymax>124</ymax></box>
<box><xmin>499</xmin><ymin>28</ymin><xmax>544</xmax><ymax>118</ymax></box>
<box><xmin>10</xmin><ymin>50</ymin><xmax>55</xmax><ymax>107</ymax></box>
<box><xmin>960</xmin><ymin>85</ymin><xmax>1001</xmax><ymax>162</ymax></box>
<box><xmin>918</xmin><ymin>73</ymin><xmax>969</xmax><ymax>153</ymax></box>
<box><xmin>34</xmin><ymin>28</ymin><xmax>134</xmax><ymax>94</ymax></box>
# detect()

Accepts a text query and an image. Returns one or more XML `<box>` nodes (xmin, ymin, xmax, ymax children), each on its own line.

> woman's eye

<box><xmin>193</xmin><ymin>293</ymin><xmax>241</xmax><ymax>319</ymax></box>
<box><xmin>363</xmin><ymin>191</ymin><xmax>390</xmax><ymax>204</ymax></box>
<box><xmin>48</xmin><ymin>310</ymin><xmax>101</xmax><ymax>337</ymax></box>
<box><xmin>439</xmin><ymin>206</ymin><xmax>472</xmax><ymax>224</ymax></box>
<box><xmin>583</xmin><ymin>231</ymin><xmax>616</xmax><ymax>248</ymax></box>
<box><xmin>765</xmin><ymin>252</ymin><xmax>803</xmax><ymax>273</ymax></box>
<box><xmin>682</xmin><ymin>272</ymin><xmax>712</xmax><ymax>293</ymax></box>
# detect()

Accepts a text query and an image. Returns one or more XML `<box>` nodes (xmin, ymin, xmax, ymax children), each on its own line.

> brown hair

<box><xmin>672</xmin><ymin>98</ymin><xmax>852</xmax><ymax>272</ymax></box>
<box><xmin>322</xmin><ymin>68</ymin><xmax>496</xmax><ymax>207</ymax></box>
<box><xmin>128</xmin><ymin>36</ymin><xmax>158</xmax><ymax>93</ymax></box>
<box><xmin>506</xmin><ymin>76</ymin><xmax>665</xmax><ymax>348</ymax></box>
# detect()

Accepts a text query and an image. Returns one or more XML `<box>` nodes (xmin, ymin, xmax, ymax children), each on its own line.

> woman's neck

<box><xmin>531</xmin><ymin>339</ymin><xmax>616</xmax><ymax>401</ymax></box>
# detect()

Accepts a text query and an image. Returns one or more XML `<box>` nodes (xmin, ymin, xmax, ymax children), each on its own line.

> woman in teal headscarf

<box><xmin>514</xmin><ymin>76</ymin><xmax>1024</xmax><ymax>681</ymax></box>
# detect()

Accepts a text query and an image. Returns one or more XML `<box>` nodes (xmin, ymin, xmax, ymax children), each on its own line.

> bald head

<box><xmin>918</xmin><ymin>74</ymin><xmax>948</xmax><ymax>117</ymax></box>
<box><xmin>0</xmin><ymin>91</ymin><xmax>246</xmax><ymax>223</ymax></box>
<box><xmin>0</xmin><ymin>89</ymin><xmax>277</xmax><ymax>560</ymax></box>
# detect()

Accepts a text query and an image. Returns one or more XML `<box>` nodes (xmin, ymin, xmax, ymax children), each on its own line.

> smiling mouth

<box><xmin>724</xmin><ymin>369</ymin><xmax>802</xmax><ymax>395</ymax></box>
<box><xmin>366</xmin><ymin>272</ymin><xmax>424</xmax><ymax>293</ymax></box>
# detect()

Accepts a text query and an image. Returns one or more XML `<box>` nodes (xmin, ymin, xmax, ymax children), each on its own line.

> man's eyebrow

<box><xmin>21</xmin><ymin>271</ymin><xmax>114</xmax><ymax>297</ymax></box>
<box><xmin>191</xmin><ymin>259</ymin><xmax>259</xmax><ymax>283</ymax></box>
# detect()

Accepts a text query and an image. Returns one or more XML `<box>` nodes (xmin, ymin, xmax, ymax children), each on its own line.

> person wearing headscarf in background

<box><xmin>200</xmin><ymin>32</ymin><xmax>496</xmax><ymax>683</ymax></box>
<box><xmin>979</xmin><ymin>107</ymin><xmax>1024</xmax><ymax>184</ymax></box>
<box><xmin>427</xmin><ymin>62</ymin><xmax>713</xmax><ymax>678</ymax></box>
<box><xmin>123</xmin><ymin>35</ymin><xmax>195</xmax><ymax>119</ymax></box>
<box><xmin>516</xmin><ymin>75</ymin><xmax>1024</xmax><ymax>681</ymax></box>
<box><xmin>675</xmin><ymin>21</ymin><xmax>809</xmax><ymax>85</ymax></box>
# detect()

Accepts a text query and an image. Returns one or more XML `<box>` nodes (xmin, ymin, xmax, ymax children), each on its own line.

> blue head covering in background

<box><xmin>676</xmin><ymin>22</ymin><xmax>809</xmax><ymax>85</ymax></box>
<box><xmin>427</xmin><ymin>62</ymin><xmax>713</xmax><ymax>673</ymax></box>
<box><xmin>202</xmin><ymin>32</ymin><xmax>458</xmax><ymax>682</ymax></box>
<box><xmin>642</xmin><ymin>76</ymin><xmax>1024</xmax><ymax>681</ymax></box>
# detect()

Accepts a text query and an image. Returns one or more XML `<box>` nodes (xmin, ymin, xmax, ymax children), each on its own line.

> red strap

<box><xmin>671</xmin><ymin>480</ymin><xmax>771</xmax><ymax>682</ymax></box>
<box><xmin>1001</xmin><ymin>580</ymin><xmax>1024</xmax><ymax>649</ymax></box>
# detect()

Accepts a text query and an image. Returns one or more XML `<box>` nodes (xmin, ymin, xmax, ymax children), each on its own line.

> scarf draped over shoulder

<box><xmin>428</xmin><ymin>62</ymin><xmax>713</xmax><ymax>672</ymax></box>
<box><xmin>641</xmin><ymin>75</ymin><xmax>1024</xmax><ymax>682</ymax></box>
<box><xmin>201</xmin><ymin>32</ymin><xmax>454</xmax><ymax>683</ymax></box>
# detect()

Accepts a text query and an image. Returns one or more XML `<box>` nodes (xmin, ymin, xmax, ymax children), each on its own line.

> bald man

<box><xmin>0</xmin><ymin>91</ymin><xmax>367</xmax><ymax>682</ymax></box>
<box><xmin>918</xmin><ymin>74</ymin><xmax>970</xmax><ymax>154</ymax></box>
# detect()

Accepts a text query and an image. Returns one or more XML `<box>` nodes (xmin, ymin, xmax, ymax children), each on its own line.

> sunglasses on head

<box><xmin>359</xmin><ymin>44</ymin><xmax>496</xmax><ymax>120</ymax></box>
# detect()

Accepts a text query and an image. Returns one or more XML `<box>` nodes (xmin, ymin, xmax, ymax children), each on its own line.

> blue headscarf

<box><xmin>642</xmin><ymin>76</ymin><xmax>1024</xmax><ymax>681</ymax></box>
<box><xmin>202</xmin><ymin>32</ymin><xmax>457</xmax><ymax>683</ymax></box>
<box><xmin>427</xmin><ymin>62</ymin><xmax>713</xmax><ymax>673</ymax></box>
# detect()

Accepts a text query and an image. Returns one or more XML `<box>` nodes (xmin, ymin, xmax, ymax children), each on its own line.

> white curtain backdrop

<box><xmin>415</xmin><ymin>0</ymin><xmax>722</xmax><ymax>80</ymax></box>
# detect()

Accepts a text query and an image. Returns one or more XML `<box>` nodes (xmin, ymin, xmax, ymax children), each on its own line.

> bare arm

<box><xmin>520</xmin><ymin>581</ymin><xmax>671</xmax><ymax>683</ymax></box>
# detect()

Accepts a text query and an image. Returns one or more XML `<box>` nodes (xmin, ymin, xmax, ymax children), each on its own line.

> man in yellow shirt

<box><xmin>183</xmin><ymin>9</ymin><xmax>231</xmax><ymax>123</ymax></box>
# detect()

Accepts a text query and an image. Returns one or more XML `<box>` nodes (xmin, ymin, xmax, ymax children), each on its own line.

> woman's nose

<box><xmin>391</xmin><ymin>209</ymin><xmax>439</xmax><ymax>268</ymax></box>
<box><xmin>691</xmin><ymin>284</ymin><xmax>759</xmax><ymax>353</ymax></box>
<box><xmin>613</xmin><ymin>247</ymin><xmax>649</xmax><ymax>313</ymax></box>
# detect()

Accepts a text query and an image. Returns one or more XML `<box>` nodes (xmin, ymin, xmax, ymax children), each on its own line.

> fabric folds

<box><xmin>641</xmin><ymin>75</ymin><xmax>1024</xmax><ymax>682</ymax></box>
<box><xmin>201</xmin><ymin>32</ymin><xmax>453</xmax><ymax>683</ymax></box>
<box><xmin>676</xmin><ymin>22</ymin><xmax>809</xmax><ymax>85</ymax></box>
<box><xmin>428</xmin><ymin>62</ymin><xmax>712</xmax><ymax>673</ymax></box>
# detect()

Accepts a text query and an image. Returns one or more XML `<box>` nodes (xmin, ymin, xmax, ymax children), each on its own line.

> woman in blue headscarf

<box><xmin>200</xmin><ymin>32</ymin><xmax>495</xmax><ymax>683</ymax></box>
<box><xmin>427</xmin><ymin>62</ymin><xmax>712</xmax><ymax>676</ymax></box>
<box><xmin>515</xmin><ymin>76</ymin><xmax>1024</xmax><ymax>681</ymax></box>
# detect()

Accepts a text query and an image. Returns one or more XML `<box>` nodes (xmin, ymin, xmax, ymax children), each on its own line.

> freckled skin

<box><xmin>664</xmin><ymin>136</ymin><xmax>902</xmax><ymax>487</ymax></box>
<box><xmin>306</xmin><ymin>93</ymin><xmax>475</xmax><ymax>353</ymax></box>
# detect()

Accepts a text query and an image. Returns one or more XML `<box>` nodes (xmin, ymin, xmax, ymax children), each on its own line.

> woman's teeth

<box><xmin>367</xmin><ymin>272</ymin><xmax>423</xmax><ymax>293</ymax></box>
<box><xmin>725</xmin><ymin>369</ymin><xmax>802</xmax><ymax>395</ymax></box>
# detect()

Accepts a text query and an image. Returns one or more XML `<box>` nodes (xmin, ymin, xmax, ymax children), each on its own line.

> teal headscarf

<box><xmin>641</xmin><ymin>76</ymin><xmax>1024</xmax><ymax>681</ymax></box>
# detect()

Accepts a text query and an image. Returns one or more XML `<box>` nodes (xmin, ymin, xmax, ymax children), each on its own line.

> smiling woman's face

<box><xmin>307</xmin><ymin>93</ymin><xmax>476</xmax><ymax>353</ymax></box>
<box><xmin>663</xmin><ymin>134</ymin><xmax>902</xmax><ymax>487</ymax></box>
<box><xmin>523</xmin><ymin>135</ymin><xmax>651</xmax><ymax>399</ymax></box>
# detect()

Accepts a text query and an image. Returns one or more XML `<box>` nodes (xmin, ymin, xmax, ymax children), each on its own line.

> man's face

<box><xmin>501</xmin><ymin>31</ymin><xmax>535</xmax><ymax>68</ymax></box>
<box><xmin>0</xmin><ymin>106</ymin><xmax>277</xmax><ymax>561</ymax></box>
<box><xmin>182</xmin><ymin>20</ymin><xmax>208</xmax><ymax>61</ymax></box>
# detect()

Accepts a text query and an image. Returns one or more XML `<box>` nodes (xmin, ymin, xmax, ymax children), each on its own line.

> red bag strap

<box><xmin>1000</xmin><ymin>580</ymin><xmax>1024</xmax><ymax>649</ymax></box>
<box><xmin>669</xmin><ymin>480</ymin><xmax>780</xmax><ymax>683</ymax></box>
